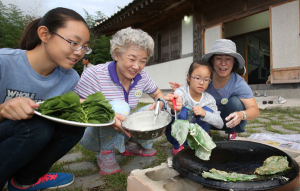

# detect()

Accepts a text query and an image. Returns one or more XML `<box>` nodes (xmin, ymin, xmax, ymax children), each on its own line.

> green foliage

<box><xmin>171</xmin><ymin>120</ymin><xmax>216</xmax><ymax>160</ymax></box>
<box><xmin>0</xmin><ymin>1</ymin><xmax>29</xmax><ymax>48</ymax></box>
<box><xmin>92</xmin><ymin>35</ymin><xmax>112</xmax><ymax>64</ymax></box>
<box><xmin>37</xmin><ymin>91</ymin><xmax>115</xmax><ymax>124</ymax></box>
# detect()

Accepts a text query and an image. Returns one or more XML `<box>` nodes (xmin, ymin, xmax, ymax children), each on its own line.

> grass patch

<box><xmin>143</xmin><ymin>135</ymin><xmax>169</xmax><ymax>169</ymax></box>
<box><xmin>211</xmin><ymin>130</ymin><xmax>227</xmax><ymax>141</ymax></box>
<box><xmin>245</xmin><ymin>129</ymin><xmax>261</xmax><ymax>134</ymax></box>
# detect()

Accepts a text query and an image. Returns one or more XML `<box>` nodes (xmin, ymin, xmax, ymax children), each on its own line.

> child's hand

<box><xmin>192</xmin><ymin>106</ymin><xmax>206</xmax><ymax>117</ymax></box>
<box><xmin>0</xmin><ymin>97</ymin><xmax>40</xmax><ymax>121</ymax></box>
<box><xmin>164</xmin><ymin>93</ymin><xmax>183</xmax><ymax>111</ymax></box>
<box><xmin>169</xmin><ymin>82</ymin><xmax>183</xmax><ymax>91</ymax></box>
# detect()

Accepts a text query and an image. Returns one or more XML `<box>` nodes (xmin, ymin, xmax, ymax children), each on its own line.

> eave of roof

<box><xmin>93</xmin><ymin>0</ymin><xmax>186</xmax><ymax>36</ymax></box>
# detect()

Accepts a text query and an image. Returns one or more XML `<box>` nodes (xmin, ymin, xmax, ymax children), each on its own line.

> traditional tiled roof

<box><xmin>93</xmin><ymin>0</ymin><xmax>187</xmax><ymax>36</ymax></box>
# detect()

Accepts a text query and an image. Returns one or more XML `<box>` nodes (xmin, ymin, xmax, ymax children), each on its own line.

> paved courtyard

<box><xmin>3</xmin><ymin>97</ymin><xmax>300</xmax><ymax>191</ymax></box>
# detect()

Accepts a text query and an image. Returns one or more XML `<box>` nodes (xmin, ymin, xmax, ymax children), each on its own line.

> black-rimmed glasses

<box><xmin>52</xmin><ymin>32</ymin><xmax>92</xmax><ymax>54</ymax></box>
<box><xmin>190</xmin><ymin>75</ymin><xmax>211</xmax><ymax>84</ymax></box>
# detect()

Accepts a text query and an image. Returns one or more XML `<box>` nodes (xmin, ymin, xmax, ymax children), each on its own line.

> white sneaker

<box><xmin>275</xmin><ymin>96</ymin><xmax>286</xmax><ymax>104</ymax></box>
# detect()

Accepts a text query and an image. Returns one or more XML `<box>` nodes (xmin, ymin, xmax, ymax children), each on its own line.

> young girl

<box><xmin>166</xmin><ymin>60</ymin><xmax>223</xmax><ymax>155</ymax></box>
<box><xmin>0</xmin><ymin>8</ymin><xmax>90</xmax><ymax>190</ymax></box>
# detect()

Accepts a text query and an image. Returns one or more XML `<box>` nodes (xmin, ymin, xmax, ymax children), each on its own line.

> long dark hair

<box><xmin>187</xmin><ymin>60</ymin><xmax>213</xmax><ymax>86</ymax></box>
<box><xmin>19</xmin><ymin>7</ymin><xmax>88</xmax><ymax>50</ymax></box>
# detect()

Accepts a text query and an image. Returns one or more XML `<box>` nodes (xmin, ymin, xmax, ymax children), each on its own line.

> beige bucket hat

<box><xmin>202</xmin><ymin>39</ymin><xmax>245</xmax><ymax>69</ymax></box>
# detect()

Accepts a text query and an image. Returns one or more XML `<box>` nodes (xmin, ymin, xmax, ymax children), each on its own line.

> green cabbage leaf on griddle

<box><xmin>202</xmin><ymin>168</ymin><xmax>257</xmax><ymax>182</ymax></box>
<box><xmin>171</xmin><ymin>119</ymin><xmax>190</xmax><ymax>145</ymax></box>
<box><xmin>254</xmin><ymin>156</ymin><xmax>290</xmax><ymax>175</ymax></box>
<box><xmin>172</xmin><ymin>120</ymin><xmax>216</xmax><ymax>160</ymax></box>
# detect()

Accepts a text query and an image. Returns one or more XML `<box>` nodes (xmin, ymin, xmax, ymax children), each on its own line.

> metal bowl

<box><xmin>122</xmin><ymin>110</ymin><xmax>172</xmax><ymax>140</ymax></box>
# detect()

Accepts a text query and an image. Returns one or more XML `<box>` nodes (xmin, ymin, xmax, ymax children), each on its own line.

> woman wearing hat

<box><xmin>170</xmin><ymin>39</ymin><xmax>259</xmax><ymax>140</ymax></box>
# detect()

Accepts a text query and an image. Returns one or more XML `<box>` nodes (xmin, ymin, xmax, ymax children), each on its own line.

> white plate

<box><xmin>34</xmin><ymin>109</ymin><xmax>115</xmax><ymax>127</ymax></box>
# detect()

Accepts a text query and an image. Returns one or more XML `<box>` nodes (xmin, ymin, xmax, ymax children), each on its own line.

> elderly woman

<box><xmin>74</xmin><ymin>27</ymin><xmax>182</xmax><ymax>175</ymax></box>
<box><xmin>170</xmin><ymin>39</ymin><xmax>259</xmax><ymax>140</ymax></box>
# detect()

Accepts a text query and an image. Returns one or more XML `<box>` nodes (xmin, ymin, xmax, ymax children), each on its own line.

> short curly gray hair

<box><xmin>110</xmin><ymin>27</ymin><xmax>154</xmax><ymax>61</ymax></box>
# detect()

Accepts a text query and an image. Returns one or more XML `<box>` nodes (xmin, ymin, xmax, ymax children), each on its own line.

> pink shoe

<box><xmin>228</xmin><ymin>132</ymin><xmax>238</xmax><ymax>140</ymax></box>
<box><xmin>122</xmin><ymin>141</ymin><xmax>157</xmax><ymax>156</ymax></box>
<box><xmin>97</xmin><ymin>150</ymin><xmax>121</xmax><ymax>175</ymax></box>
<box><xmin>172</xmin><ymin>145</ymin><xmax>184</xmax><ymax>155</ymax></box>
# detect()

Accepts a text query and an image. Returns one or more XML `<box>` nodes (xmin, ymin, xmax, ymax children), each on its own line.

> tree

<box><xmin>74</xmin><ymin>9</ymin><xmax>112</xmax><ymax>76</ymax></box>
<box><xmin>0</xmin><ymin>1</ymin><xmax>28</xmax><ymax>48</ymax></box>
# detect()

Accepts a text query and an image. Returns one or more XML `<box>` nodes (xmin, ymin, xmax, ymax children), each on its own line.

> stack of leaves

<box><xmin>202</xmin><ymin>168</ymin><xmax>257</xmax><ymax>182</ymax></box>
<box><xmin>36</xmin><ymin>91</ymin><xmax>115</xmax><ymax>124</ymax></box>
<box><xmin>171</xmin><ymin>119</ymin><xmax>216</xmax><ymax>160</ymax></box>
<box><xmin>254</xmin><ymin>156</ymin><xmax>290</xmax><ymax>175</ymax></box>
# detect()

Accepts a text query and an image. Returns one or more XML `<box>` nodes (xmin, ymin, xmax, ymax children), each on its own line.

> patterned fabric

<box><xmin>74</xmin><ymin>61</ymin><xmax>157</xmax><ymax>110</ymax></box>
<box><xmin>171</xmin><ymin>86</ymin><xmax>223</xmax><ymax>129</ymax></box>
<box><xmin>80</xmin><ymin>100</ymin><xmax>154</xmax><ymax>153</ymax></box>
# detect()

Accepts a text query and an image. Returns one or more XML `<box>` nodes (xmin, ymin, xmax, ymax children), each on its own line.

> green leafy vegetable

<box><xmin>36</xmin><ymin>91</ymin><xmax>115</xmax><ymax>124</ymax></box>
<box><xmin>171</xmin><ymin>120</ymin><xmax>190</xmax><ymax>145</ymax></box>
<box><xmin>255</xmin><ymin>156</ymin><xmax>290</xmax><ymax>175</ymax></box>
<box><xmin>171</xmin><ymin>120</ymin><xmax>216</xmax><ymax>160</ymax></box>
<box><xmin>202</xmin><ymin>168</ymin><xmax>257</xmax><ymax>182</ymax></box>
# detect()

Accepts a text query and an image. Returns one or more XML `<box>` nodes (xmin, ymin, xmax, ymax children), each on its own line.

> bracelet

<box><xmin>156</xmin><ymin>97</ymin><xmax>166</xmax><ymax>110</ymax></box>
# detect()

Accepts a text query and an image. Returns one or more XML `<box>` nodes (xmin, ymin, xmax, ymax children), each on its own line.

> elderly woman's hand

<box><xmin>164</xmin><ymin>93</ymin><xmax>183</xmax><ymax>112</ymax></box>
<box><xmin>112</xmin><ymin>113</ymin><xmax>131</xmax><ymax>138</ymax></box>
<box><xmin>225</xmin><ymin>111</ymin><xmax>244</xmax><ymax>128</ymax></box>
<box><xmin>148</xmin><ymin>101</ymin><xmax>164</xmax><ymax>111</ymax></box>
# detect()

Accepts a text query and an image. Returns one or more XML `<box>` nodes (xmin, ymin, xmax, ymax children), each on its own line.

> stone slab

<box><xmin>271</xmin><ymin>125</ymin><xmax>299</xmax><ymax>134</ymax></box>
<box><xmin>256</xmin><ymin>117</ymin><xmax>271</xmax><ymax>123</ymax></box>
<box><xmin>122</xmin><ymin>155</ymin><xmax>156</xmax><ymax>173</ymax></box>
<box><xmin>52</xmin><ymin>174</ymin><xmax>104</xmax><ymax>190</ymax></box>
<box><xmin>245</xmin><ymin>123</ymin><xmax>265</xmax><ymax>127</ymax></box>
<box><xmin>63</xmin><ymin>162</ymin><xmax>97</xmax><ymax>171</ymax></box>
<box><xmin>57</xmin><ymin>152</ymin><xmax>83</xmax><ymax>164</ymax></box>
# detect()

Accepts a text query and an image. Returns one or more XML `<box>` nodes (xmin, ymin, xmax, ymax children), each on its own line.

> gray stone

<box><xmin>165</xmin><ymin>148</ymin><xmax>173</xmax><ymax>158</ymax></box>
<box><xmin>57</xmin><ymin>152</ymin><xmax>83</xmax><ymax>164</ymax></box>
<box><xmin>245</xmin><ymin>123</ymin><xmax>264</xmax><ymax>127</ymax></box>
<box><xmin>270</xmin><ymin>125</ymin><xmax>299</xmax><ymax>134</ymax></box>
<box><xmin>59</xmin><ymin>174</ymin><xmax>104</xmax><ymax>190</ymax></box>
<box><xmin>269</xmin><ymin>117</ymin><xmax>283</xmax><ymax>121</ymax></box>
<box><xmin>63</xmin><ymin>162</ymin><xmax>97</xmax><ymax>171</ymax></box>
<box><xmin>116</xmin><ymin>154</ymin><xmax>124</xmax><ymax>163</ymax></box>
<box><xmin>122</xmin><ymin>155</ymin><xmax>156</xmax><ymax>173</ymax></box>
<box><xmin>256</xmin><ymin>117</ymin><xmax>271</xmax><ymax>123</ymax></box>
<box><xmin>161</xmin><ymin>142</ymin><xmax>171</xmax><ymax>147</ymax></box>
<box><xmin>284</xmin><ymin>116</ymin><xmax>299</xmax><ymax>121</ymax></box>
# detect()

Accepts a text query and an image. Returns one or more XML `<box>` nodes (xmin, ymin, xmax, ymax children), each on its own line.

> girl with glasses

<box><xmin>165</xmin><ymin>60</ymin><xmax>223</xmax><ymax>155</ymax></box>
<box><xmin>0</xmin><ymin>7</ymin><xmax>90</xmax><ymax>191</ymax></box>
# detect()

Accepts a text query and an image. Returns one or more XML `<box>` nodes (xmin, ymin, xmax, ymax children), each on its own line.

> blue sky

<box><xmin>2</xmin><ymin>0</ymin><xmax>133</xmax><ymax>19</ymax></box>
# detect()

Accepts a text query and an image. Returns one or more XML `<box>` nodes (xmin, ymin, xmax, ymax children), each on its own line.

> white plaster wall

<box><xmin>144</xmin><ymin>16</ymin><xmax>194</xmax><ymax>90</ymax></box>
<box><xmin>181</xmin><ymin>15</ymin><xmax>193</xmax><ymax>55</ymax></box>
<box><xmin>144</xmin><ymin>56</ymin><xmax>193</xmax><ymax>89</ymax></box>
<box><xmin>224</xmin><ymin>11</ymin><xmax>269</xmax><ymax>38</ymax></box>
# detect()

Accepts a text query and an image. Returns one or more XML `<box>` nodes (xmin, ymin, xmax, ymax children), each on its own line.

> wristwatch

<box><xmin>241</xmin><ymin>111</ymin><xmax>247</xmax><ymax>120</ymax></box>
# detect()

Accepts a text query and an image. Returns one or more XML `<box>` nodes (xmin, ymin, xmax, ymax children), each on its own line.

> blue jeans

<box><xmin>165</xmin><ymin>106</ymin><xmax>212</xmax><ymax>149</ymax></box>
<box><xmin>212</xmin><ymin>96</ymin><xmax>247</xmax><ymax>133</ymax></box>
<box><xmin>80</xmin><ymin>101</ymin><xmax>154</xmax><ymax>153</ymax></box>
<box><xmin>0</xmin><ymin>115</ymin><xmax>85</xmax><ymax>189</ymax></box>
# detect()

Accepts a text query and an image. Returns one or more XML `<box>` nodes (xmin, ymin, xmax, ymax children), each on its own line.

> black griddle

<box><xmin>173</xmin><ymin>140</ymin><xmax>299</xmax><ymax>191</ymax></box>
